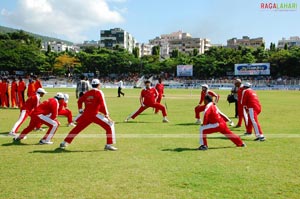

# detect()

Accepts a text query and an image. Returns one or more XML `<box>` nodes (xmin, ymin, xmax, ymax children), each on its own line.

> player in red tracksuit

<box><xmin>241</xmin><ymin>82</ymin><xmax>265</xmax><ymax>141</ymax></box>
<box><xmin>198</xmin><ymin>95</ymin><xmax>245</xmax><ymax>150</ymax></box>
<box><xmin>125</xmin><ymin>80</ymin><xmax>169</xmax><ymax>123</ymax></box>
<box><xmin>8</xmin><ymin>88</ymin><xmax>47</xmax><ymax>137</ymax></box>
<box><xmin>13</xmin><ymin>93</ymin><xmax>65</xmax><ymax>144</ymax></box>
<box><xmin>0</xmin><ymin>77</ymin><xmax>9</xmax><ymax>108</ymax></box>
<box><xmin>11</xmin><ymin>77</ymin><xmax>18</xmax><ymax>108</ymax></box>
<box><xmin>27</xmin><ymin>79</ymin><xmax>36</xmax><ymax>97</ymax></box>
<box><xmin>194</xmin><ymin>84</ymin><xmax>234</xmax><ymax>126</ymax></box>
<box><xmin>60</xmin><ymin>79</ymin><xmax>117</xmax><ymax>151</ymax></box>
<box><xmin>33</xmin><ymin>75</ymin><xmax>42</xmax><ymax>90</ymax></box>
<box><xmin>155</xmin><ymin>78</ymin><xmax>165</xmax><ymax>114</ymax></box>
<box><xmin>58</xmin><ymin>93</ymin><xmax>76</xmax><ymax>127</ymax></box>
<box><xmin>235</xmin><ymin>80</ymin><xmax>247</xmax><ymax>128</ymax></box>
<box><xmin>17</xmin><ymin>77</ymin><xmax>26</xmax><ymax>109</ymax></box>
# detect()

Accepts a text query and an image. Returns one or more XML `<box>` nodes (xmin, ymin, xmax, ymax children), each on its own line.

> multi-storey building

<box><xmin>149</xmin><ymin>31</ymin><xmax>211</xmax><ymax>57</ymax></box>
<box><xmin>278</xmin><ymin>36</ymin><xmax>300</xmax><ymax>49</ymax></box>
<box><xmin>100</xmin><ymin>28</ymin><xmax>137</xmax><ymax>53</ymax></box>
<box><xmin>227</xmin><ymin>36</ymin><xmax>264</xmax><ymax>48</ymax></box>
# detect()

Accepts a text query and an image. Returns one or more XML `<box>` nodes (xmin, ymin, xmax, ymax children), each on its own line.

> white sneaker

<box><xmin>104</xmin><ymin>144</ymin><xmax>118</xmax><ymax>151</ymax></box>
<box><xmin>162</xmin><ymin>118</ymin><xmax>169</xmax><ymax>123</ymax></box>
<box><xmin>39</xmin><ymin>139</ymin><xmax>53</xmax><ymax>145</ymax></box>
<box><xmin>60</xmin><ymin>141</ymin><xmax>68</xmax><ymax>149</ymax></box>
<box><xmin>68</xmin><ymin>122</ymin><xmax>76</xmax><ymax>127</ymax></box>
<box><xmin>229</xmin><ymin>121</ymin><xmax>234</xmax><ymax>126</ymax></box>
<box><xmin>8</xmin><ymin>132</ymin><xmax>17</xmax><ymax>137</ymax></box>
<box><xmin>195</xmin><ymin>119</ymin><xmax>202</xmax><ymax>124</ymax></box>
<box><xmin>124</xmin><ymin>116</ymin><xmax>131</xmax><ymax>122</ymax></box>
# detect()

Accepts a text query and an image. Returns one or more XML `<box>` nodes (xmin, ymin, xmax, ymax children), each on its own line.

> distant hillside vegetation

<box><xmin>0</xmin><ymin>25</ymin><xmax>73</xmax><ymax>45</ymax></box>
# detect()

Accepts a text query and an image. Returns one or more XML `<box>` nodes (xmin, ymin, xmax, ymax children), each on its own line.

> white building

<box><xmin>149</xmin><ymin>31</ymin><xmax>211</xmax><ymax>57</ymax></box>
<box><xmin>137</xmin><ymin>43</ymin><xmax>153</xmax><ymax>57</ymax></box>
<box><xmin>100</xmin><ymin>28</ymin><xmax>137</xmax><ymax>53</ymax></box>
<box><xmin>42</xmin><ymin>41</ymin><xmax>77</xmax><ymax>53</ymax></box>
<box><xmin>278</xmin><ymin>36</ymin><xmax>300</xmax><ymax>49</ymax></box>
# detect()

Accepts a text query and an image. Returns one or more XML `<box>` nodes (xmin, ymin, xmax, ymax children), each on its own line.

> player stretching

<box><xmin>241</xmin><ymin>82</ymin><xmax>265</xmax><ymax>141</ymax></box>
<box><xmin>125</xmin><ymin>80</ymin><xmax>169</xmax><ymax>123</ymax></box>
<box><xmin>8</xmin><ymin>88</ymin><xmax>47</xmax><ymax>137</ymax></box>
<box><xmin>194</xmin><ymin>84</ymin><xmax>234</xmax><ymax>126</ymax></box>
<box><xmin>154</xmin><ymin>78</ymin><xmax>164</xmax><ymax>114</ymax></box>
<box><xmin>198</xmin><ymin>95</ymin><xmax>246</xmax><ymax>150</ymax></box>
<box><xmin>60</xmin><ymin>79</ymin><xmax>117</xmax><ymax>151</ymax></box>
<box><xmin>58</xmin><ymin>94</ymin><xmax>76</xmax><ymax>127</ymax></box>
<box><xmin>13</xmin><ymin>93</ymin><xmax>65</xmax><ymax>144</ymax></box>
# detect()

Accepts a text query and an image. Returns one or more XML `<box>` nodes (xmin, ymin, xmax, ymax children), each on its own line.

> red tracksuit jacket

<box><xmin>155</xmin><ymin>83</ymin><xmax>164</xmax><ymax>95</ymax></box>
<box><xmin>141</xmin><ymin>87</ymin><xmax>158</xmax><ymax>106</ymax></box>
<box><xmin>32</xmin><ymin>98</ymin><xmax>59</xmax><ymax>120</ymax></box>
<box><xmin>22</xmin><ymin>94</ymin><xmax>40</xmax><ymax>114</ymax></box>
<box><xmin>203</xmin><ymin>102</ymin><xmax>223</xmax><ymax>125</ymax></box>
<box><xmin>78</xmin><ymin>88</ymin><xmax>108</xmax><ymax>116</ymax></box>
<box><xmin>199</xmin><ymin>90</ymin><xmax>219</xmax><ymax>104</ymax></box>
<box><xmin>241</xmin><ymin>88</ymin><xmax>261</xmax><ymax>110</ymax></box>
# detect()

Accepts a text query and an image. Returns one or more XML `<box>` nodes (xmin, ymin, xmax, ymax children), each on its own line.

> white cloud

<box><xmin>1</xmin><ymin>0</ymin><xmax>126</xmax><ymax>42</ymax></box>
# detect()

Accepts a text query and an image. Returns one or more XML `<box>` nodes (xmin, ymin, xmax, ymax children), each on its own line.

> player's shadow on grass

<box><xmin>162</xmin><ymin>148</ymin><xmax>197</xmax><ymax>152</ymax></box>
<box><xmin>2</xmin><ymin>142</ymin><xmax>34</xmax><ymax>146</ymax></box>
<box><xmin>30</xmin><ymin>148</ymin><xmax>104</xmax><ymax>154</ymax></box>
<box><xmin>162</xmin><ymin>146</ymin><xmax>234</xmax><ymax>152</ymax></box>
<box><xmin>175</xmin><ymin>123</ymin><xmax>199</xmax><ymax>126</ymax></box>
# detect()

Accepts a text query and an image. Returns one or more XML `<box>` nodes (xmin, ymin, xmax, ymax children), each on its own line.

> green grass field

<box><xmin>1</xmin><ymin>88</ymin><xmax>300</xmax><ymax>199</ymax></box>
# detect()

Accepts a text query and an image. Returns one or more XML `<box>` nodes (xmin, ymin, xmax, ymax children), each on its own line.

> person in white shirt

<box><xmin>117</xmin><ymin>80</ymin><xmax>125</xmax><ymax>97</ymax></box>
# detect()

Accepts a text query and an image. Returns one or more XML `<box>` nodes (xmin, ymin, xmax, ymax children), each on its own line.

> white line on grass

<box><xmin>1</xmin><ymin>134</ymin><xmax>300</xmax><ymax>138</ymax></box>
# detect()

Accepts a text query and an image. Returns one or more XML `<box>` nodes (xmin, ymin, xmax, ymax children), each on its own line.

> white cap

<box><xmin>243</xmin><ymin>82</ymin><xmax>252</xmax><ymax>87</ymax></box>
<box><xmin>201</xmin><ymin>84</ymin><xmax>209</xmax><ymax>89</ymax></box>
<box><xmin>235</xmin><ymin>79</ymin><xmax>242</xmax><ymax>84</ymax></box>
<box><xmin>55</xmin><ymin>92</ymin><xmax>65</xmax><ymax>99</ymax></box>
<box><xmin>64</xmin><ymin>94</ymin><xmax>69</xmax><ymax>103</ymax></box>
<box><xmin>91</xmin><ymin>79</ymin><xmax>100</xmax><ymax>85</ymax></box>
<box><xmin>36</xmin><ymin>88</ymin><xmax>47</xmax><ymax>94</ymax></box>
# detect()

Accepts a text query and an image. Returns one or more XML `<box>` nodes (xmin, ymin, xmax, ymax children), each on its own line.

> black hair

<box><xmin>144</xmin><ymin>80</ymin><xmax>151</xmax><ymax>84</ymax></box>
<box><xmin>91</xmin><ymin>84</ymin><xmax>99</xmax><ymax>88</ymax></box>
<box><xmin>205</xmin><ymin>95</ymin><xmax>213</xmax><ymax>103</ymax></box>
<box><xmin>80</xmin><ymin>74</ymin><xmax>85</xmax><ymax>80</ymax></box>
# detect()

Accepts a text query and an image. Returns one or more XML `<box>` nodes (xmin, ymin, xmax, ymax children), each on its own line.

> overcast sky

<box><xmin>1</xmin><ymin>0</ymin><xmax>300</xmax><ymax>46</ymax></box>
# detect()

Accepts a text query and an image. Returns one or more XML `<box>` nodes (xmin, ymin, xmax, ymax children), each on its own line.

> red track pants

<box><xmin>18</xmin><ymin>114</ymin><xmax>60</xmax><ymax>141</ymax></box>
<box><xmin>64</xmin><ymin>113</ymin><xmax>116</xmax><ymax>145</ymax></box>
<box><xmin>131</xmin><ymin>103</ymin><xmax>167</xmax><ymax>119</ymax></box>
<box><xmin>58</xmin><ymin>109</ymin><xmax>73</xmax><ymax>123</ymax></box>
<box><xmin>199</xmin><ymin>121</ymin><xmax>243</xmax><ymax>147</ymax></box>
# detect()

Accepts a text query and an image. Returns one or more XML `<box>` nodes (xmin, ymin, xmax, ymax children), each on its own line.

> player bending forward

<box><xmin>58</xmin><ymin>94</ymin><xmax>76</xmax><ymax>127</ymax></box>
<box><xmin>125</xmin><ymin>80</ymin><xmax>169</xmax><ymax>123</ymax></box>
<box><xmin>13</xmin><ymin>93</ymin><xmax>65</xmax><ymax>144</ymax></box>
<box><xmin>60</xmin><ymin>79</ymin><xmax>117</xmax><ymax>151</ymax></box>
<box><xmin>195</xmin><ymin>84</ymin><xmax>234</xmax><ymax>126</ymax></box>
<box><xmin>198</xmin><ymin>95</ymin><xmax>246</xmax><ymax>150</ymax></box>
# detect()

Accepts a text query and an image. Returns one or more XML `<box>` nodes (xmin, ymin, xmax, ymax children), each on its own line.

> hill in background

<box><xmin>0</xmin><ymin>25</ymin><xmax>73</xmax><ymax>45</ymax></box>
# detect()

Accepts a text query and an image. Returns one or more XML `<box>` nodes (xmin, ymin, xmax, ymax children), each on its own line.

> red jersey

<box><xmin>203</xmin><ymin>102</ymin><xmax>223</xmax><ymax>125</ymax></box>
<box><xmin>34</xmin><ymin>79</ymin><xmax>42</xmax><ymax>90</ymax></box>
<box><xmin>18</xmin><ymin>80</ymin><xmax>26</xmax><ymax>92</ymax></box>
<box><xmin>58</xmin><ymin>101</ymin><xmax>68</xmax><ymax>112</ymax></box>
<box><xmin>241</xmin><ymin>88</ymin><xmax>261</xmax><ymax>110</ymax></box>
<box><xmin>237</xmin><ymin>85</ymin><xmax>245</xmax><ymax>105</ymax></box>
<box><xmin>78</xmin><ymin>88</ymin><xmax>108</xmax><ymax>116</ymax></box>
<box><xmin>11</xmin><ymin>81</ymin><xmax>18</xmax><ymax>92</ymax></box>
<box><xmin>32</xmin><ymin>98</ymin><xmax>59</xmax><ymax>120</ymax></box>
<box><xmin>27</xmin><ymin>82</ymin><xmax>36</xmax><ymax>97</ymax></box>
<box><xmin>199</xmin><ymin>90</ymin><xmax>219</xmax><ymax>104</ymax></box>
<box><xmin>155</xmin><ymin>83</ymin><xmax>164</xmax><ymax>95</ymax></box>
<box><xmin>22</xmin><ymin>93</ymin><xmax>40</xmax><ymax>113</ymax></box>
<box><xmin>141</xmin><ymin>87</ymin><xmax>158</xmax><ymax>106</ymax></box>
<box><xmin>0</xmin><ymin>81</ymin><xmax>8</xmax><ymax>93</ymax></box>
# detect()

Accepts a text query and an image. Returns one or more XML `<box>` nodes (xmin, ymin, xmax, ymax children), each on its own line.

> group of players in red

<box><xmin>9</xmin><ymin>76</ymin><xmax>265</xmax><ymax>151</ymax></box>
<box><xmin>0</xmin><ymin>76</ymin><xmax>42</xmax><ymax>109</ymax></box>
